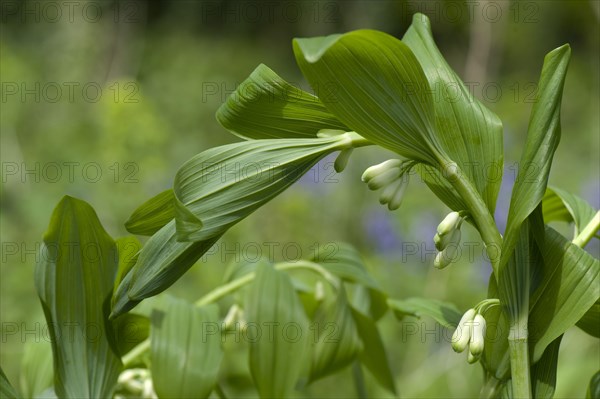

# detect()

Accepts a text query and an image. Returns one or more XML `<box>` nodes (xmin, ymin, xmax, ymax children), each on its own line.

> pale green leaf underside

<box><xmin>35</xmin><ymin>196</ymin><xmax>122</xmax><ymax>398</ymax></box>
<box><xmin>112</xmin><ymin>136</ymin><xmax>352</xmax><ymax>317</ymax></box>
<box><xmin>151</xmin><ymin>299</ymin><xmax>223</xmax><ymax>399</ymax></box>
<box><xmin>388</xmin><ymin>297</ymin><xmax>462</xmax><ymax>329</ymax></box>
<box><xmin>173</xmin><ymin>137</ymin><xmax>349</xmax><ymax>242</ymax></box>
<box><xmin>216</xmin><ymin>63</ymin><xmax>349</xmax><ymax>139</ymax></box>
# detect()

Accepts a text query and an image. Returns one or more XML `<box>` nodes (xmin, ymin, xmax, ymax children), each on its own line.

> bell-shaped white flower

<box><xmin>452</xmin><ymin>308</ymin><xmax>476</xmax><ymax>353</ymax></box>
<box><xmin>436</xmin><ymin>211</ymin><xmax>462</xmax><ymax>236</ymax></box>
<box><xmin>361</xmin><ymin>159</ymin><xmax>402</xmax><ymax>183</ymax></box>
<box><xmin>469</xmin><ymin>314</ymin><xmax>486</xmax><ymax>356</ymax></box>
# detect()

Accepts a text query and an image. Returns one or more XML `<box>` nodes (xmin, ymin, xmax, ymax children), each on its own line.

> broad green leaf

<box><xmin>388</xmin><ymin>297</ymin><xmax>461</xmax><ymax>329</ymax></box>
<box><xmin>351</xmin><ymin>308</ymin><xmax>396</xmax><ymax>394</ymax></box>
<box><xmin>111</xmin><ymin>223</ymin><xmax>219</xmax><ymax>317</ymax></box>
<box><xmin>1</xmin><ymin>367</ymin><xmax>18</xmax><ymax>399</ymax></box>
<box><xmin>173</xmin><ymin>136</ymin><xmax>356</xmax><ymax>241</ymax></box>
<box><xmin>309</xmin><ymin>288</ymin><xmax>362</xmax><ymax>382</ymax></box>
<box><xmin>529</xmin><ymin>226</ymin><xmax>600</xmax><ymax>361</ymax></box>
<box><xmin>403</xmin><ymin>13</ymin><xmax>504</xmax><ymax>214</ymax></box>
<box><xmin>216</xmin><ymin>64</ymin><xmax>349</xmax><ymax>139</ymax></box>
<box><xmin>20</xmin><ymin>341</ymin><xmax>53</xmax><ymax>398</ymax></box>
<box><xmin>531</xmin><ymin>335</ymin><xmax>562</xmax><ymax>399</ymax></box>
<box><xmin>151</xmin><ymin>299</ymin><xmax>223</xmax><ymax>399</ymax></box>
<box><xmin>246</xmin><ymin>262</ymin><xmax>309</xmax><ymax>398</ymax></box>
<box><xmin>587</xmin><ymin>371</ymin><xmax>600</xmax><ymax>399</ymax></box>
<box><xmin>113</xmin><ymin>236</ymin><xmax>141</xmax><ymax>299</ymax></box>
<box><xmin>577</xmin><ymin>300</ymin><xmax>599</xmax><ymax>337</ymax></box>
<box><xmin>124</xmin><ymin>189</ymin><xmax>175</xmax><ymax>236</ymax></box>
<box><xmin>35</xmin><ymin>196</ymin><xmax>122</xmax><ymax>398</ymax></box>
<box><xmin>542</xmin><ymin>186</ymin><xmax>598</xmax><ymax>237</ymax></box>
<box><xmin>500</xmin><ymin>44</ymin><xmax>571</xmax><ymax>272</ymax></box>
<box><xmin>293</xmin><ymin>29</ymin><xmax>439</xmax><ymax>165</ymax></box>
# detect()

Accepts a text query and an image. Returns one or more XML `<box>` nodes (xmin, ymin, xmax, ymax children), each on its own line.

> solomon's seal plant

<box><xmin>5</xmin><ymin>13</ymin><xmax>598</xmax><ymax>399</ymax></box>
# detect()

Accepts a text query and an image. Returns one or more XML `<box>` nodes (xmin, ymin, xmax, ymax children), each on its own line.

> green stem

<box><xmin>121</xmin><ymin>260</ymin><xmax>338</xmax><ymax>368</ymax></box>
<box><xmin>572</xmin><ymin>210</ymin><xmax>600</xmax><ymax>247</ymax></box>
<box><xmin>446</xmin><ymin>163</ymin><xmax>503</xmax><ymax>276</ymax></box>
<box><xmin>508</xmin><ymin>337</ymin><xmax>531</xmax><ymax>398</ymax></box>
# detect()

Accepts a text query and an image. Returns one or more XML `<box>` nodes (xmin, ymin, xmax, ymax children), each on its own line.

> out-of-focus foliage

<box><xmin>1</xmin><ymin>1</ymin><xmax>598</xmax><ymax>397</ymax></box>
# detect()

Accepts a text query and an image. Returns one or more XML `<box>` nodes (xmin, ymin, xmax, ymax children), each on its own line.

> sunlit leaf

<box><xmin>529</xmin><ymin>226</ymin><xmax>600</xmax><ymax>361</ymax></box>
<box><xmin>293</xmin><ymin>29</ymin><xmax>439</xmax><ymax>165</ymax></box>
<box><xmin>35</xmin><ymin>196</ymin><xmax>122</xmax><ymax>398</ymax></box>
<box><xmin>20</xmin><ymin>341</ymin><xmax>53</xmax><ymax>398</ymax></box>
<box><xmin>309</xmin><ymin>288</ymin><xmax>362</xmax><ymax>382</ymax></box>
<box><xmin>542</xmin><ymin>186</ymin><xmax>598</xmax><ymax>237</ymax></box>
<box><xmin>151</xmin><ymin>298</ymin><xmax>223</xmax><ymax>399</ymax></box>
<box><xmin>216</xmin><ymin>64</ymin><xmax>349</xmax><ymax>139</ymax></box>
<box><xmin>500</xmin><ymin>44</ymin><xmax>571</xmax><ymax>273</ymax></box>
<box><xmin>173</xmin><ymin>136</ymin><xmax>358</xmax><ymax>242</ymax></box>
<box><xmin>125</xmin><ymin>189</ymin><xmax>175</xmax><ymax>236</ymax></box>
<box><xmin>403</xmin><ymin>13</ymin><xmax>504</xmax><ymax>214</ymax></box>
<box><xmin>388</xmin><ymin>297</ymin><xmax>462</xmax><ymax>329</ymax></box>
<box><xmin>246</xmin><ymin>262</ymin><xmax>309</xmax><ymax>398</ymax></box>
<box><xmin>351</xmin><ymin>308</ymin><xmax>396</xmax><ymax>394</ymax></box>
<box><xmin>112</xmin><ymin>236</ymin><xmax>141</xmax><ymax>301</ymax></box>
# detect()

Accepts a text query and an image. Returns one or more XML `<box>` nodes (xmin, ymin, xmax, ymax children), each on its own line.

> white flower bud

<box><xmin>433</xmin><ymin>251</ymin><xmax>447</xmax><ymax>269</ymax></box>
<box><xmin>379</xmin><ymin>178</ymin><xmax>403</xmax><ymax>205</ymax></box>
<box><xmin>387</xmin><ymin>179</ymin><xmax>408</xmax><ymax>211</ymax></box>
<box><xmin>366</xmin><ymin>167</ymin><xmax>401</xmax><ymax>190</ymax></box>
<box><xmin>467</xmin><ymin>350</ymin><xmax>480</xmax><ymax>364</ymax></box>
<box><xmin>361</xmin><ymin>159</ymin><xmax>402</xmax><ymax>183</ymax></box>
<box><xmin>434</xmin><ymin>229</ymin><xmax>461</xmax><ymax>251</ymax></box>
<box><xmin>437</xmin><ymin>211</ymin><xmax>462</xmax><ymax>236</ymax></box>
<box><xmin>452</xmin><ymin>308</ymin><xmax>476</xmax><ymax>353</ymax></box>
<box><xmin>469</xmin><ymin>314</ymin><xmax>486</xmax><ymax>356</ymax></box>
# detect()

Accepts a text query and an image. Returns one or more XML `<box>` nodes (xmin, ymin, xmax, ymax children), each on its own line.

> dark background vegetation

<box><xmin>1</xmin><ymin>0</ymin><xmax>598</xmax><ymax>397</ymax></box>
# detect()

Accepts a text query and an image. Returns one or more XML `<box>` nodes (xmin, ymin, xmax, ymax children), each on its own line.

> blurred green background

<box><xmin>1</xmin><ymin>0</ymin><xmax>598</xmax><ymax>397</ymax></box>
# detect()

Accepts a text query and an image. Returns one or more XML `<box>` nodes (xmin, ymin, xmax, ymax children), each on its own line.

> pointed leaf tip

<box><xmin>293</xmin><ymin>34</ymin><xmax>342</xmax><ymax>63</ymax></box>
